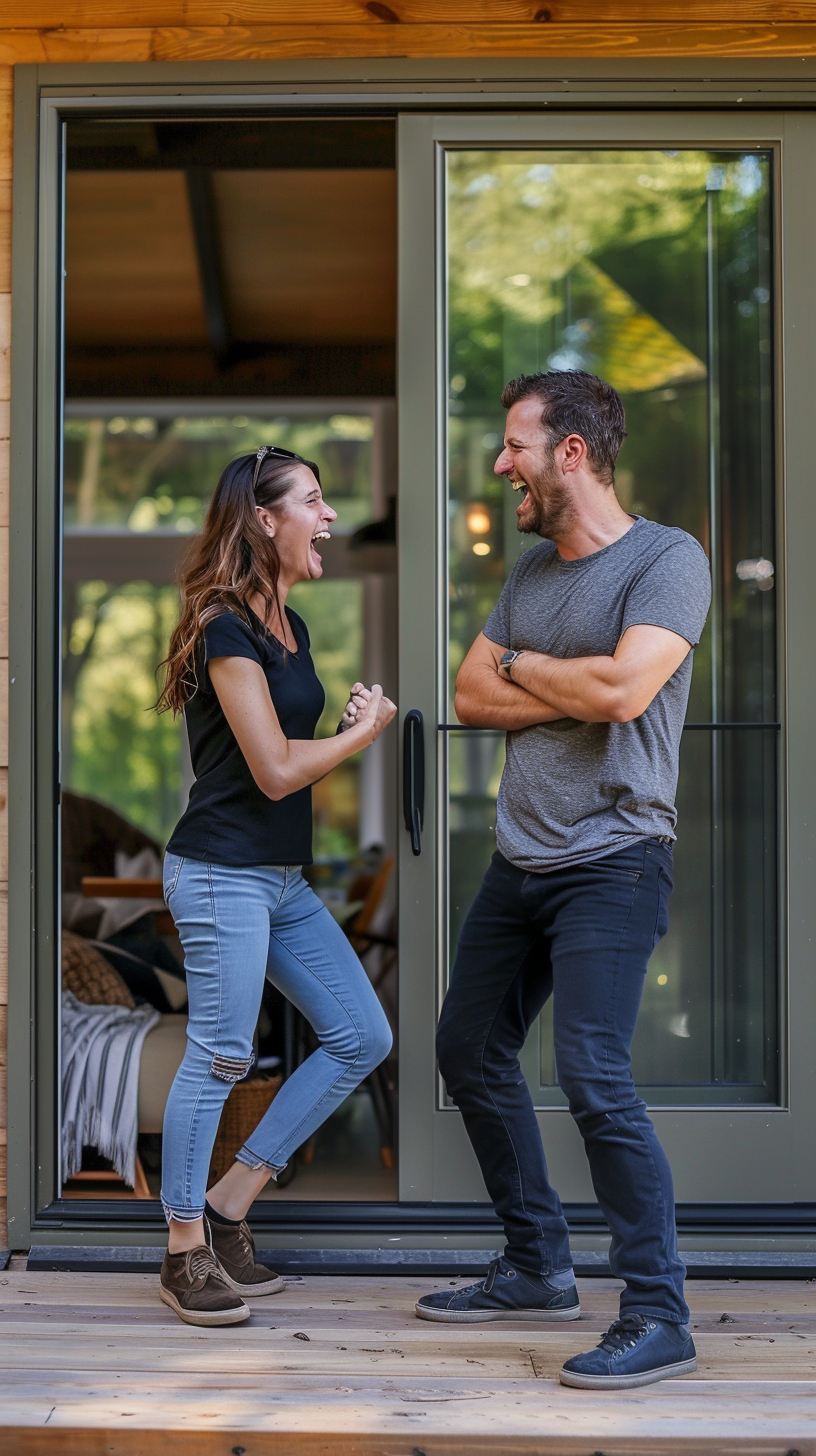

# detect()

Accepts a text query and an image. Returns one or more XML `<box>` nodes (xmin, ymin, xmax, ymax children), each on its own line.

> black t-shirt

<box><xmin>166</xmin><ymin>607</ymin><xmax>325</xmax><ymax>866</ymax></box>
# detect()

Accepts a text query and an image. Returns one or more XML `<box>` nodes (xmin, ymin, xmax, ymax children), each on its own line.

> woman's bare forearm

<box><xmin>208</xmin><ymin>656</ymin><xmax>386</xmax><ymax>800</ymax></box>
<box><xmin>261</xmin><ymin>722</ymin><xmax>374</xmax><ymax>799</ymax></box>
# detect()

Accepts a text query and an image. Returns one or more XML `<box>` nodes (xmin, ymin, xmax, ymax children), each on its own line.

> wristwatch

<box><xmin>499</xmin><ymin>649</ymin><xmax>525</xmax><ymax>677</ymax></box>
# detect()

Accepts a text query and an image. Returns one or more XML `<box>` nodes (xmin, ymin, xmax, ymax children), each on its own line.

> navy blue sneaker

<box><xmin>560</xmin><ymin>1313</ymin><xmax>697</xmax><ymax>1389</ymax></box>
<box><xmin>415</xmin><ymin>1256</ymin><xmax>580</xmax><ymax>1324</ymax></box>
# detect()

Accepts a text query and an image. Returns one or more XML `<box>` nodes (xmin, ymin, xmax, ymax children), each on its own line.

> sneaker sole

<box><xmin>218</xmin><ymin>1269</ymin><xmax>287</xmax><ymax>1298</ymax></box>
<box><xmin>159</xmin><ymin>1286</ymin><xmax>250</xmax><ymax>1326</ymax></box>
<box><xmin>559</xmin><ymin>1355</ymin><xmax>697</xmax><ymax>1389</ymax></box>
<box><xmin>416</xmin><ymin>1302</ymin><xmax>581</xmax><ymax>1324</ymax></box>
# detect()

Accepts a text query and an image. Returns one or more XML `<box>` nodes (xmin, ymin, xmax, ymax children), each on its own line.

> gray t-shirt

<box><xmin>483</xmin><ymin>516</ymin><xmax>712</xmax><ymax>873</ymax></box>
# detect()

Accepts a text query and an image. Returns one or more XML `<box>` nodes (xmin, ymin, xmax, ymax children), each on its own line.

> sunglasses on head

<box><xmin>251</xmin><ymin>446</ymin><xmax>321</xmax><ymax>493</ymax></box>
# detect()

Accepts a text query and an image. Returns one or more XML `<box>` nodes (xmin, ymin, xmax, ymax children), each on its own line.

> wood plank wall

<box><xmin>5</xmin><ymin>2</ymin><xmax>816</xmax><ymax>62</ymax></box>
<box><xmin>0</xmin><ymin>2</ymin><xmax>811</xmax><ymax>1248</ymax></box>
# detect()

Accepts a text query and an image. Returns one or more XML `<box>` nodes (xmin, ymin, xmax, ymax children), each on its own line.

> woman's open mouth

<box><xmin>309</xmin><ymin>529</ymin><xmax>331</xmax><ymax>566</ymax></box>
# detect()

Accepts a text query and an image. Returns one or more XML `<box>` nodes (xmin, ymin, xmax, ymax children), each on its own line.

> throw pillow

<box><xmin>61</xmin><ymin>930</ymin><xmax>136</xmax><ymax>1009</ymax></box>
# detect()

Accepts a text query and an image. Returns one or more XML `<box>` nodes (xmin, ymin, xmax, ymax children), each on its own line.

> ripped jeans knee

<box><xmin>210</xmin><ymin>1049</ymin><xmax>255</xmax><ymax>1084</ymax></box>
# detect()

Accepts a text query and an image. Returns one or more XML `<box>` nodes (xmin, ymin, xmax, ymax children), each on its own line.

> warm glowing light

<box><xmin>657</xmin><ymin>974</ymin><xmax>668</xmax><ymax>986</ymax></box>
<box><xmin>737</xmin><ymin>556</ymin><xmax>774</xmax><ymax>582</ymax></box>
<box><xmin>466</xmin><ymin>504</ymin><xmax>492</xmax><ymax>535</ymax></box>
<box><xmin>472</xmin><ymin>542</ymin><xmax>491</xmax><ymax>556</ymax></box>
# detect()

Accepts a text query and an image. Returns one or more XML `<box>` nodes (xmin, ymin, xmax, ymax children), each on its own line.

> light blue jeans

<box><xmin>160</xmin><ymin>853</ymin><xmax>393</xmax><ymax>1221</ymax></box>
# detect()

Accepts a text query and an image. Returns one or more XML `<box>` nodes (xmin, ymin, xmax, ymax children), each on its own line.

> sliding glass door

<box><xmin>13</xmin><ymin>85</ymin><xmax>816</xmax><ymax>1240</ymax></box>
<box><xmin>398</xmin><ymin>112</ymin><xmax>816</xmax><ymax>1205</ymax></box>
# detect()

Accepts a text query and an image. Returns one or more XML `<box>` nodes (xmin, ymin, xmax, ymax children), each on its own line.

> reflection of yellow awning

<box><xmin>579</xmin><ymin>259</ymin><xmax>706</xmax><ymax>394</ymax></box>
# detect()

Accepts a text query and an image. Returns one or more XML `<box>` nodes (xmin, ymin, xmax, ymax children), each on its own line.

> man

<box><xmin>416</xmin><ymin>370</ymin><xmax>711</xmax><ymax>1391</ymax></box>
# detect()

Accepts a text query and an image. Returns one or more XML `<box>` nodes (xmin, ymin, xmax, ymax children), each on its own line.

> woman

<box><xmin>156</xmin><ymin>445</ymin><xmax>396</xmax><ymax>1326</ymax></box>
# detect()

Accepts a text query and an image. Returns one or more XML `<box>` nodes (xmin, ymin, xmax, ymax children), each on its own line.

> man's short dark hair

<box><xmin>500</xmin><ymin>370</ymin><xmax>626</xmax><ymax>485</ymax></box>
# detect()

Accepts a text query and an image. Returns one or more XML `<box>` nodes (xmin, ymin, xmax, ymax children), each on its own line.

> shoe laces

<box><xmin>598</xmin><ymin>1313</ymin><xmax>650</xmax><ymax>1354</ymax></box>
<box><xmin>237</xmin><ymin>1221</ymin><xmax>255</xmax><ymax>1258</ymax></box>
<box><xmin>186</xmin><ymin>1246</ymin><xmax>228</xmax><ymax>1289</ymax></box>
<box><xmin>206</xmin><ymin>1213</ymin><xmax>254</xmax><ymax>1260</ymax></box>
<box><xmin>210</xmin><ymin>1213</ymin><xmax>254</xmax><ymax>1257</ymax></box>
<box><xmin>449</xmin><ymin>1257</ymin><xmax>515</xmax><ymax>1300</ymax></box>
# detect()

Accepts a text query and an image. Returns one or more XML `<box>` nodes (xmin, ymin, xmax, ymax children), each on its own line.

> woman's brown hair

<box><xmin>156</xmin><ymin>449</ymin><xmax>319</xmax><ymax>715</ymax></box>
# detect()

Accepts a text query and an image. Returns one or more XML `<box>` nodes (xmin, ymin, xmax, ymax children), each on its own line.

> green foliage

<box><xmin>64</xmin><ymin>408</ymin><xmax>374</xmax><ymax>853</ymax></box>
<box><xmin>289</xmin><ymin>579</ymin><xmax>363</xmax><ymax>737</ymax></box>
<box><xmin>64</xmin><ymin>411</ymin><xmax>375</xmax><ymax>532</ymax></box>
<box><xmin>66</xmin><ymin>575</ymin><xmax>366</xmax><ymax>854</ymax></box>
<box><xmin>289</xmin><ymin>579</ymin><xmax>365</xmax><ymax>860</ymax></box>
<box><xmin>446</xmin><ymin>147</ymin><xmax>775</xmax><ymax>725</ymax></box>
<box><xmin>68</xmin><ymin>584</ymin><xmax>184</xmax><ymax>844</ymax></box>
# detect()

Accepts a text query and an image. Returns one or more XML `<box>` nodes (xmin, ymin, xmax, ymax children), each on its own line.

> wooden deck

<box><xmin>0</xmin><ymin>1261</ymin><xmax>813</xmax><ymax>1454</ymax></box>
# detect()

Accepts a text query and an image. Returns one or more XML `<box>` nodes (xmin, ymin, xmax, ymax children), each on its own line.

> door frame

<box><xmin>10</xmin><ymin>59</ymin><xmax>816</xmax><ymax>1249</ymax></box>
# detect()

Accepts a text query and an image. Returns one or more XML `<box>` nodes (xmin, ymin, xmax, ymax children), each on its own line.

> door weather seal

<box><xmin>24</xmin><ymin>1245</ymin><xmax>816</xmax><ymax>1278</ymax></box>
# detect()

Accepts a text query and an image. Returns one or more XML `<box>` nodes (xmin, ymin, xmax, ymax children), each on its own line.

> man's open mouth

<box><xmin>510</xmin><ymin>479</ymin><xmax>531</xmax><ymax>514</ymax></box>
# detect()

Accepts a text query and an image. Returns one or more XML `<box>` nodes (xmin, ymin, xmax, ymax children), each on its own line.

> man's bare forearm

<box><xmin>455</xmin><ymin>665</ymin><xmax>565</xmax><ymax>730</ymax></box>
<box><xmin>511</xmin><ymin>650</ymin><xmax>623</xmax><ymax>723</ymax></box>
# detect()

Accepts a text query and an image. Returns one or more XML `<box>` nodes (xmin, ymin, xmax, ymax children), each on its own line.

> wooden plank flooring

<box><xmin>0</xmin><ymin>1266</ymin><xmax>813</xmax><ymax>1453</ymax></box>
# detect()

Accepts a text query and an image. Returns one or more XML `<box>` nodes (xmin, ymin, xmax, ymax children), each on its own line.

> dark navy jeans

<box><xmin>437</xmin><ymin>838</ymin><xmax>688</xmax><ymax>1324</ymax></box>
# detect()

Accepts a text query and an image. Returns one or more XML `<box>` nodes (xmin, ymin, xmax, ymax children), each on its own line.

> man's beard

<box><xmin>515</xmin><ymin>455</ymin><xmax>575</xmax><ymax>539</ymax></box>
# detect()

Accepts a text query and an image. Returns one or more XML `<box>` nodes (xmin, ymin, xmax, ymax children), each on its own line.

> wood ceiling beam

<box><xmin>66</xmin><ymin>121</ymin><xmax>396</xmax><ymax>174</ymax></box>
<box><xmin>185</xmin><ymin>166</ymin><xmax>231</xmax><ymax>366</ymax></box>
<box><xmin>64</xmin><ymin>343</ymin><xmax>396</xmax><ymax>397</ymax></box>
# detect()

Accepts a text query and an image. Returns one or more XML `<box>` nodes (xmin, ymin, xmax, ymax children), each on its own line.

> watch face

<box><xmin>501</xmin><ymin>650</ymin><xmax>518</xmax><ymax>665</ymax></box>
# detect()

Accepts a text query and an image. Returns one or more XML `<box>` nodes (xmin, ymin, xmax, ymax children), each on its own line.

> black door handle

<box><xmin>402</xmin><ymin>709</ymin><xmax>425</xmax><ymax>857</ymax></box>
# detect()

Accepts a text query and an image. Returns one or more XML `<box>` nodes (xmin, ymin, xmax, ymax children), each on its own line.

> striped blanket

<box><xmin>61</xmin><ymin>990</ymin><xmax>161</xmax><ymax>1189</ymax></box>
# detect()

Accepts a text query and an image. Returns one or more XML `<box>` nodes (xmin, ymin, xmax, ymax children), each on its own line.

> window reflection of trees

<box><xmin>446</xmin><ymin>150</ymin><xmax>778</xmax><ymax>1103</ymax></box>
<box><xmin>62</xmin><ymin>412</ymin><xmax>373</xmax><ymax>854</ymax></box>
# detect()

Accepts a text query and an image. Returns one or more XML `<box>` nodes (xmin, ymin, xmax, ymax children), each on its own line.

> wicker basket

<box><xmin>208</xmin><ymin>1074</ymin><xmax>283</xmax><ymax>1185</ymax></box>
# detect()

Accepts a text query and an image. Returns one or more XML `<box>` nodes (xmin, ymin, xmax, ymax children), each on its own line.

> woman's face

<box><xmin>258</xmin><ymin>465</ymin><xmax>337</xmax><ymax>586</ymax></box>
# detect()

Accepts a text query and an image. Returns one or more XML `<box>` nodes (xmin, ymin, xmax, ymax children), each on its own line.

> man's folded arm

<box><xmin>454</xmin><ymin>633</ymin><xmax>566</xmax><ymax>730</ymax></box>
<box><xmin>510</xmin><ymin>623</ymin><xmax>693</xmax><ymax>724</ymax></box>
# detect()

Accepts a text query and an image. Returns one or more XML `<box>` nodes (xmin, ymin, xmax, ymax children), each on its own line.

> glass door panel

<box><xmin>398</xmin><ymin>110</ymin><xmax>816</xmax><ymax>1207</ymax></box>
<box><xmin>445</xmin><ymin>147</ymin><xmax>778</xmax><ymax>1109</ymax></box>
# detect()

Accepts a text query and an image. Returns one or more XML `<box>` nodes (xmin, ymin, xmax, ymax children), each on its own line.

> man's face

<box><xmin>494</xmin><ymin>397</ymin><xmax>575</xmax><ymax>540</ymax></box>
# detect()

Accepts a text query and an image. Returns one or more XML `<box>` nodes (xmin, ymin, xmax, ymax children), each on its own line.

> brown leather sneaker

<box><xmin>159</xmin><ymin>1244</ymin><xmax>250</xmax><ymax>1326</ymax></box>
<box><xmin>206</xmin><ymin>1215</ymin><xmax>286</xmax><ymax>1297</ymax></box>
